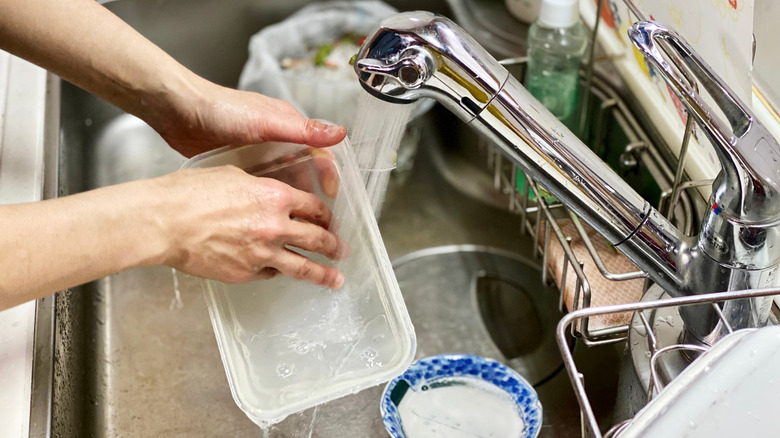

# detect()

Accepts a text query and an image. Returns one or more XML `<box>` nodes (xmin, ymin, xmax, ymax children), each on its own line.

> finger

<box><xmin>260</xmin><ymin>100</ymin><xmax>347</xmax><ymax>148</ymax></box>
<box><xmin>301</xmin><ymin>118</ymin><xmax>348</xmax><ymax>148</ymax></box>
<box><xmin>274</xmin><ymin>249</ymin><xmax>345</xmax><ymax>289</ymax></box>
<box><xmin>259</xmin><ymin>163</ymin><xmax>316</xmax><ymax>194</ymax></box>
<box><xmin>287</xmin><ymin>187</ymin><xmax>333</xmax><ymax>229</ymax></box>
<box><xmin>310</xmin><ymin>148</ymin><xmax>340</xmax><ymax>199</ymax></box>
<box><xmin>284</xmin><ymin>221</ymin><xmax>350</xmax><ymax>260</ymax></box>
<box><xmin>276</xmin><ymin>148</ymin><xmax>339</xmax><ymax>198</ymax></box>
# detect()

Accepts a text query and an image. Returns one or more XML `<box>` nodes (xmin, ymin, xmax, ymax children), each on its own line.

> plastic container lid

<box><xmin>621</xmin><ymin>326</ymin><xmax>780</xmax><ymax>437</ymax></box>
<box><xmin>182</xmin><ymin>138</ymin><xmax>416</xmax><ymax>425</ymax></box>
<box><xmin>538</xmin><ymin>0</ymin><xmax>579</xmax><ymax>28</ymax></box>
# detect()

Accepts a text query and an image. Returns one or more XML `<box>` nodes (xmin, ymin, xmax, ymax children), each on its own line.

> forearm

<box><xmin>0</xmin><ymin>0</ymin><xmax>347</xmax><ymax>158</ymax></box>
<box><xmin>0</xmin><ymin>179</ymin><xmax>168</xmax><ymax>310</ymax></box>
<box><xmin>0</xmin><ymin>0</ymin><xmax>201</xmax><ymax>124</ymax></box>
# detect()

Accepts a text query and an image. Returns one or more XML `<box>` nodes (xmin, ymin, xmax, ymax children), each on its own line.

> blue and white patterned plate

<box><xmin>380</xmin><ymin>354</ymin><xmax>542</xmax><ymax>438</ymax></box>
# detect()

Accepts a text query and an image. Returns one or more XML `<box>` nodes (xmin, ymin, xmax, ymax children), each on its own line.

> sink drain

<box><xmin>392</xmin><ymin>245</ymin><xmax>563</xmax><ymax>385</ymax></box>
<box><xmin>475</xmin><ymin>273</ymin><xmax>545</xmax><ymax>358</ymax></box>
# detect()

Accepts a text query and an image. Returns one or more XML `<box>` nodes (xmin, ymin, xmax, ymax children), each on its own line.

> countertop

<box><xmin>0</xmin><ymin>50</ymin><xmax>50</xmax><ymax>438</ymax></box>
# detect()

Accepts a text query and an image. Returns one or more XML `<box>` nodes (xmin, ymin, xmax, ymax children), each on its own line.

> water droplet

<box><xmin>360</xmin><ymin>348</ymin><xmax>381</xmax><ymax>367</ymax></box>
<box><xmin>289</xmin><ymin>336</ymin><xmax>325</xmax><ymax>355</ymax></box>
<box><xmin>276</xmin><ymin>363</ymin><xmax>296</xmax><ymax>379</ymax></box>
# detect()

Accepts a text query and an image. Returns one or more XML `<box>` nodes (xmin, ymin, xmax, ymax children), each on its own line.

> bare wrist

<box><xmin>135</xmin><ymin>69</ymin><xmax>207</xmax><ymax>136</ymax></box>
<box><xmin>118</xmin><ymin>177</ymin><xmax>180</xmax><ymax>270</ymax></box>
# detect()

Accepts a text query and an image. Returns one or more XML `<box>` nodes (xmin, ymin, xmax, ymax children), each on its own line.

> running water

<box><xmin>258</xmin><ymin>419</ymin><xmax>278</xmax><ymax>438</ymax></box>
<box><xmin>169</xmin><ymin>268</ymin><xmax>183</xmax><ymax>310</ymax></box>
<box><xmin>306</xmin><ymin>405</ymin><xmax>320</xmax><ymax>438</ymax></box>
<box><xmin>349</xmin><ymin>93</ymin><xmax>414</xmax><ymax>217</ymax></box>
<box><xmin>257</xmin><ymin>405</ymin><xmax>321</xmax><ymax>438</ymax></box>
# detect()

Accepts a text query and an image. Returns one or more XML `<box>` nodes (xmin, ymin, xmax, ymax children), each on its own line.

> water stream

<box><xmin>169</xmin><ymin>268</ymin><xmax>183</xmax><ymax>310</ymax></box>
<box><xmin>349</xmin><ymin>93</ymin><xmax>414</xmax><ymax>216</ymax></box>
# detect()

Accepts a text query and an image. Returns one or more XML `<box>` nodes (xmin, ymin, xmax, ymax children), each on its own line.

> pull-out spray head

<box><xmin>354</xmin><ymin>12</ymin><xmax>509</xmax><ymax>119</ymax></box>
<box><xmin>355</xmin><ymin>46</ymin><xmax>434</xmax><ymax>98</ymax></box>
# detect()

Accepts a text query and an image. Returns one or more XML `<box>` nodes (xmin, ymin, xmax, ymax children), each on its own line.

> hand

<box><xmin>155</xmin><ymin>165</ymin><xmax>347</xmax><ymax>288</ymax></box>
<box><xmin>150</xmin><ymin>81</ymin><xmax>347</xmax><ymax>158</ymax></box>
<box><xmin>0</xmin><ymin>163</ymin><xmax>347</xmax><ymax>310</ymax></box>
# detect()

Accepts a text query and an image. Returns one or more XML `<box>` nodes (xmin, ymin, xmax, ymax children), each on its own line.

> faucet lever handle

<box><xmin>629</xmin><ymin>21</ymin><xmax>751</xmax><ymax>148</ymax></box>
<box><xmin>629</xmin><ymin>21</ymin><xmax>780</xmax><ymax>221</ymax></box>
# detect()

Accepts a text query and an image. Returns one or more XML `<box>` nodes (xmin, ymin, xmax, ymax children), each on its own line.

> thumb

<box><xmin>259</xmin><ymin>102</ymin><xmax>347</xmax><ymax>148</ymax></box>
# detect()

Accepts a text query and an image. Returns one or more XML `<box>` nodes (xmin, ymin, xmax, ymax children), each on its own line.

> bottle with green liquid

<box><xmin>518</xmin><ymin>0</ymin><xmax>588</xmax><ymax>202</ymax></box>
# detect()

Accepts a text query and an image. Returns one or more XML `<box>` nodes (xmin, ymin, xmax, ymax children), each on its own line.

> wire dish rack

<box><xmin>472</xmin><ymin>1</ymin><xmax>780</xmax><ymax>436</ymax></box>
<box><xmin>558</xmin><ymin>286</ymin><xmax>780</xmax><ymax>438</ymax></box>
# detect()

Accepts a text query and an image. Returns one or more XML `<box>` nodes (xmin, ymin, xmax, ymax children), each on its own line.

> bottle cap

<box><xmin>538</xmin><ymin>0</ymin><xmax>580</xmax><ymax>28</ymax></box>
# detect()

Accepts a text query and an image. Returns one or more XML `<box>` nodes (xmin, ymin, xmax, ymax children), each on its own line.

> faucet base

<box><xmin>615</xmin><ymin>285</ymin><xmax>689</xmax><ymax>420</ymax></box>
<box><xmin>628</xmin><ymin>286</ymin><xmax>688</xmax><ymax>388</ymax></box>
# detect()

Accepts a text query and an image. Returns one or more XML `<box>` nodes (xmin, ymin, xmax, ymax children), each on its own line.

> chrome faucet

<box><xmin>353</xmin><ymin>13</ymin><xmax>780</xmax><ymax>346</ymax></box>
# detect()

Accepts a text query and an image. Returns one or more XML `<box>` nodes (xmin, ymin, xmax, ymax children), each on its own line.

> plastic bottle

<box><xmin>518</xmin><ymin>0</ymin><xmax>587</xmax><ymax>202</ymax></box>
<box><xmin>505</xmin><ymin>0</ymin><xmax>543</xmax><ymax>24</ymax></box>
<box><xmin>525</xmin><ymin>0</ymin><xmax>588</xmax><ymax>122</ymax></box>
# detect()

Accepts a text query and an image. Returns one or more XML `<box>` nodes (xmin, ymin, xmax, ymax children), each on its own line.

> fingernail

<box><xmin>322</xmin><ymin>171</ymin><xmax>339</xmax><ymax>199</ymax></box>
<box><xmin>311</xmin><ymin>119</ymin><xmax>346</xmax><ymax>143</ymax></box>
<box><xmin>333</xmin><ymin>272</ymin><xmax>345</xmax><ymax>289</ymax></box>
<box><xmin>323</xmin><ymin>124</ymin><xmax>345</xmax><ymax>138</ymax></box>
<box><xmin>310</xmin><ymin>148</ymin><xmax>330</xmax><ymax>158</ymax></box>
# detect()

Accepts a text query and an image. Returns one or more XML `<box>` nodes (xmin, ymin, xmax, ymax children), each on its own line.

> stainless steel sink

<box><xmin>32</xmin><ymin>0</ymin><xmax>622</xmax><ymax>436</ymax></box>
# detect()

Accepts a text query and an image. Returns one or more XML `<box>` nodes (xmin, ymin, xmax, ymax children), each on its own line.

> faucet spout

<box><xmin>354</xmin><ymin>12</ymin><xmax>778</xmax><ymax>345</ymax></box>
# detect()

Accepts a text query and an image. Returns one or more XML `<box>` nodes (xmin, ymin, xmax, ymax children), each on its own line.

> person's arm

<box><xmin>0</xmin><ymin>166</ymin><xmax>347</xmax><ymax>311</ymax></box>
<box><xmin>0</xmin><ymin>0</ymin><xmax>353</xmax><ymax>310</ymax></box>
<box><xmin>0</xmin><ymin>0</ymin><xmax>346</xmax><ymax>157</ymax></box>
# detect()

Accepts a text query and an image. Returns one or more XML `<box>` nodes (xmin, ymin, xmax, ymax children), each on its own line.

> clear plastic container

<box><xmin>525</xmin><ymin>0</ymin><xmax>588</xmax><ymax>123</ymax></box>
<box><xmin>182</xmin><ymin>138</ymin><xmax>416</xmax><ymax>425</ymax></box>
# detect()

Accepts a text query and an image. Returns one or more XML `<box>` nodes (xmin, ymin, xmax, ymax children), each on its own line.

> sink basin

<box><xmin>33</xmin><ymin>0</ymin><xmax>622</xmax><ymax>437</ymax></box>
